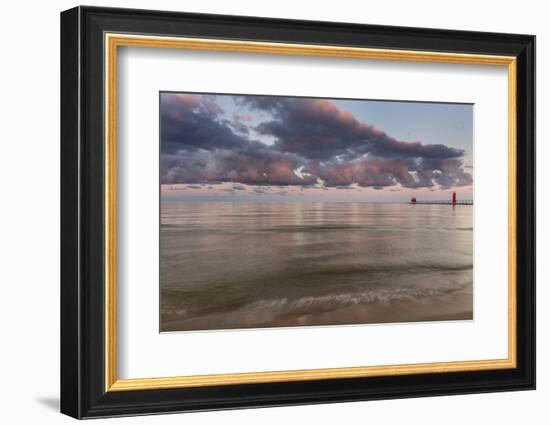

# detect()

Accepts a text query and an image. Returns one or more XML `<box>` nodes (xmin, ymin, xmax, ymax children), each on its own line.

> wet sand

<box><xmin>161</xmin><ymin>289</ymin><xmax>472</xmax><ymax>332</ymax></box>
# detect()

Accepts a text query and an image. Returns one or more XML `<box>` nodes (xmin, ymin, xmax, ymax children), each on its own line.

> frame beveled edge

<box><xmin>104</xmin><ymin>33</ymin><xmax>517</xmax><ymax>392</ymax></box>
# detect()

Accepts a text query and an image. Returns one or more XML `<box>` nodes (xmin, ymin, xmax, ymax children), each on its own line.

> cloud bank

<box><xmin>161</xmin><ymin>93</ymin><xmax>472</xmax><ymax>190</ymax></box>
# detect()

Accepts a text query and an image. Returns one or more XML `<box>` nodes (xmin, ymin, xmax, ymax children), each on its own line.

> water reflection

<box><xmin>160</xmin><ymin>202</ymin><xmax>473</xmax><ymax>331</ymax></box>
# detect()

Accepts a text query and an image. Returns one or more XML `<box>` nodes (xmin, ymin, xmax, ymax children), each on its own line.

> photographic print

<box><xmin>160</xmin><ymin>92</ymin><xmax>474</xmax><ymax>332</ymax></box>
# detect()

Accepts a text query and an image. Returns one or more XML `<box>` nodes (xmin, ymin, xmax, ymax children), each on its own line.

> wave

<box><xmin>162</xmin><ymin>279</ymin><xmax>472</xmax><ymax>325</ymax></box>
<box><xmin>161</xmin><ymin>265</ymin><xmax>473</xmax><ymax>323</ymax></box>
<box><xmin>242</xmin><ymin>283</ymin><xmax>470</xmax><ymax>315</ymax></box>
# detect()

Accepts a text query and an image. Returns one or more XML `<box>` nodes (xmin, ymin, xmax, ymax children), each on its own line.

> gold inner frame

<box><xmin>104</xmin><ymin>33</ymin><xmax>517</xmax><ymax>392</ymax></box>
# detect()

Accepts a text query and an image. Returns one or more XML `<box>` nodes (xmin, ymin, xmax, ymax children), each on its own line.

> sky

<box><xmin>160</xmin><ymin>92</ymin><xmax>473</xmax><ymax>202</ymax></box>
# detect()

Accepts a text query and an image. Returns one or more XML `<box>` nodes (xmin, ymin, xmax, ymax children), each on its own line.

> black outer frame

<box><xmin>60</xmin><ymin>5</ymin><xmax>535</xmax><ymax>419</ymax></box>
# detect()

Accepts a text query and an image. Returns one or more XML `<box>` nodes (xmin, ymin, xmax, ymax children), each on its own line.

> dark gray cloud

<box><xmin>160</xmin><ymin>93</ymin><xmax>472</xmax><ymax>190</ymax></box>
<box><xmin>161</xmin><ymin>94</ymin><xmax>248</xmax><ymax>153</ymax></box>
<box><xmin>238</xmin><ymin>96</ymin><xmax>464</xmax><ymax>161</ymax></box>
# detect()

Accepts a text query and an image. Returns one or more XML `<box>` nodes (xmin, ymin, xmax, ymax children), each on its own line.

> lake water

<box><xmin>160</xmin><ymin>201</ymin><xmax>473</xmax><ymax>332</ymax></box>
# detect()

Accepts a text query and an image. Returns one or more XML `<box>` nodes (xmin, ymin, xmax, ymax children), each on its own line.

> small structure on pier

<box><xmin>409</xmin><ymin>191</ymin><xmax>473</xmax><ymax>205</ymax></box>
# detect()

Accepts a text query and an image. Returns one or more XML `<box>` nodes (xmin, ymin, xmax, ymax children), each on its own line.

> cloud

<box><xmin>160</xmin><ymin>93</ymin><xmax>472</xmax><ymax>190</ymax></box>
<box><xmin>161</xmin><ymin>148</ymin><xmax>317</xmax><ymax>186</ymax></box>
<box><xmin>231</xmin><ymin>183</ymin><xmax>247</xmax><ymax>191</ymax></box>
<box><xmin>161</xmin><ymin>94</ymin><xmax>247</xmax><ymax>153</ymax></box>
<box><xmin>239</xmin><ymin>96</ymin><xmax>464</xmax><ymax>161</ymax></box>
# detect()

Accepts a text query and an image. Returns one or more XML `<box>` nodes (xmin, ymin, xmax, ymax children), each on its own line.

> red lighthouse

<box><xmin>452</xmin><ymin>191</ymin><xmax>457</xmax><ymax>206</ymax></box>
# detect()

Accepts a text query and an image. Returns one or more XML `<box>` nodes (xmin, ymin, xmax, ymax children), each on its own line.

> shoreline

<box><xmin>161</xmin><ymin>290</ymin><xmax>473</xmax><ymax>333</ymax></box>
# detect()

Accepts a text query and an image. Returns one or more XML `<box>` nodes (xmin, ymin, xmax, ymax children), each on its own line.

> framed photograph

<box><xmin>60</xmin><ymin>6</ymin><xmax>535</xmax><ymax>419</ymax></box>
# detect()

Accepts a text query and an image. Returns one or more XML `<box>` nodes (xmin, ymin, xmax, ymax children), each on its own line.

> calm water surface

<box><xmin>160</xmin><ymin>202</ymin><xmax>473</xmax><ymax>331</ymax></box>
